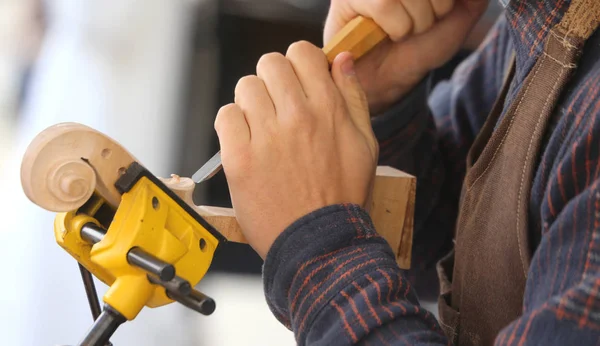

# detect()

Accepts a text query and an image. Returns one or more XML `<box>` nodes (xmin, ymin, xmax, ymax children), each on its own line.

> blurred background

<box><xmin>0</xmin><ymin>1</ymin><xmax>501</xmax><ymax>345</ymax></box>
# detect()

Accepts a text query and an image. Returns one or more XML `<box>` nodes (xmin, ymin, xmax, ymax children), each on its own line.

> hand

<box><xmin>325</xmin><ymin>0</ymin><xmax>489</xmax><ymax>113</ymax></box>
<box><xmin>215</xmin><ymin>42</ymin><xmax>378</xmax><ymax>259</ymax></box>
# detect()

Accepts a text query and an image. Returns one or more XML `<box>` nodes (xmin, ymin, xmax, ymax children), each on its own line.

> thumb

<box><xmin>331</xmin><ymin>52</ymin><xmax>371</xmax><ymax>131</ymax></box>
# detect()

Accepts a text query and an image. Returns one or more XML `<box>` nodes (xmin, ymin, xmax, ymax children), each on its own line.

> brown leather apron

<box><xmin>436</xmin><ymin>1</ymin><xmax>600</xmax><ymax>344</ymax></box>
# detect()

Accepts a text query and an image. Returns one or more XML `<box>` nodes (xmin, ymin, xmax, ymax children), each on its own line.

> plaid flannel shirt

<box><xmin>263</xmin><ymin>1</ymin><xmax>600</xmax><ymax>344</ymax></box>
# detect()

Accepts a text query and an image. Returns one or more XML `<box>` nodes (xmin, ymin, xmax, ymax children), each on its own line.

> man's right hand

<box><xmin>324</xmin><ymin>0</ymin><xmax>489</xmax><ymax>114</ymax></box>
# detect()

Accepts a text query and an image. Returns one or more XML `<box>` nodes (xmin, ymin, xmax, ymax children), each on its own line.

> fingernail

<box><xmin>341</xmin><ymin>57</ymin><xmax>356</xmax><ymax>76</ymax></box>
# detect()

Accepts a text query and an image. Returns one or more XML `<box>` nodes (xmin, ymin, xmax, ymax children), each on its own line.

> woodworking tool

<box><xmin>193</xmin><ymin>16</ymin><xmax>387</xmax><ymax>183</ymax></box>
<box><xmin>192</xmin><ymin>151</ymin><xmax>223</xmax><ymax>183</ymax></box>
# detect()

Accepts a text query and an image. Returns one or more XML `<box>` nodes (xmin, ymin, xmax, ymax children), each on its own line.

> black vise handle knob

<box><xmin>168</xmin><ymin>288</ymin><xmax>216</xmax><ymax>316</ymax></box>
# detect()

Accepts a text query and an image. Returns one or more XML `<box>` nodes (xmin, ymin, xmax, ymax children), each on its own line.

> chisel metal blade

<box><xmin>192</xmin><ymin>151</ymin><xmax>223</xmax><ymax>183</ymax></box>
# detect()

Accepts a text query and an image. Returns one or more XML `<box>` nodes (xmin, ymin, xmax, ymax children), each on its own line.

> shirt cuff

<box><xmin>262</xmin><ymin>204</ymin><xmax>397</xmax><ymax>329</ymax></box>
<box><xmin>371</xmin><ymin>75</ymin><xmax>431</xmax><ymax>142</ymax></box>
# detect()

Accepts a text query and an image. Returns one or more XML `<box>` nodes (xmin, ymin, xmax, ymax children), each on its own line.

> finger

<box><xmin>324</xmin><ymin>0</ymin><xmax>350</xmax><ymax>44</ymax></box>
<box><xmin>400</xmin><ymin>0</ymin><xmax>436</xmax><ymax>34</ymax></box>
<box><xmin>256</xmin><ymin>52</ymin><xmax>306</xmax><ymax>114</ymax></box>
<box><xmin>214</xmin><ymin>104</ymin><xmax>251</xmax><ymax>160</ymax></box>
<box><xmin>430</xmin><ymin>0</ymin><xmax>455</xmax><ymax>19</ymax></box>
<box><xmin>343</xmin><ymin>0</ymin><xmax>413</xmax><ymax>41</ymax></box>
<box><xmin>234</xmin><ymin>75</ymin><xmax>276</xmax><ymax>131</ymax></box>
<box><xmin>331</xmin><ymin>52</ymin><xmax>371</xmax><ymax>134</ymax></box>
<box><xmin>286</xmin><ymin>41</ymin><xmax>335</xmax><ymax>101</ymax></box>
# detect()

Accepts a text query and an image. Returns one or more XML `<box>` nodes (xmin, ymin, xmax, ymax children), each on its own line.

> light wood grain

<box><xmin>21</xmin><ymin>122</ymin><xmax>414</xmax><ymax>268</ymax></box>
<box><xmin>371</xmin><ymin>166</ymin><xmax>415</xmax><ymax>269</ymax></box>
<box><xmin>322</xmin><ymin>16</ymin><xmax>387</xmax><ymax>64</ymax></box>
<box><xmin>20</xmin><ymin>123</ymin><xmax>137</xmax><ymax>211</ymax></box>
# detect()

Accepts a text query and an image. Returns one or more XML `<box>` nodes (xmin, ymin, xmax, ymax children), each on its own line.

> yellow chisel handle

<box><xmin>322</xmin><ymin>16</ymin><xmax>387</xmax><ymax>64</ymax></box>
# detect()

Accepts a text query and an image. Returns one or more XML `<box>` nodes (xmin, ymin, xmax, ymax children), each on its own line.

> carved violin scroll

<box><xmin>20</xmin><ymin>123</ymin><xmax>137</xmax><ymax>212</ymax></box>
<box><xmin>45</xmin><ymin>158</ymin><xmax>97</xmax><ymax>211</ymax></box>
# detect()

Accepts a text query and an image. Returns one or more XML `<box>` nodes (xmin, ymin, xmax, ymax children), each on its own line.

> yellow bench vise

<box><xmin>55</xmin><ymin>162</ymin><xmax>225</xmax><ymax>345</ymax></box>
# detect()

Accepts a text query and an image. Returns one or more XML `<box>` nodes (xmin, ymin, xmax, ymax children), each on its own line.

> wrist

<box><xmin>371</xmin><ymin>75</ymin><xmax>430</xmax><ymax>141</ymax></box>
<box><xmin>366</xmin><ymin>74</ymin><xmax>429</xmax><ymax>114</ymax></box>
<box><xmin>368</xmin><ymin>86</ymin><xmax>412</xmax><ymax>115</ymax></box>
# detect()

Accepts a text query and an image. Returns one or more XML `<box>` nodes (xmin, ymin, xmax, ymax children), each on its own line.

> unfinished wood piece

<box><xmin>22</xmin><ymin>121</ymin><xmax>414</xmax><ymax>266</ymax></box>
<box><xmin>20</xmin><ymin>123</ymin><xmax>138</xmax><ymax>211</ymax></box>
<box><xmin>322</xmin><ymin>16</ymin><xmax>387</xmax><ymax>65</ymax></box>
<box><xmin>21</xmin><ymin>123</ymin><xmax>415</xmax><ymax>268</ymax></box>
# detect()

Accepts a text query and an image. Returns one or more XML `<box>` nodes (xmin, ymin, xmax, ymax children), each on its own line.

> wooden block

<box><xmin>21</xmin><ymin>123</ymin><xmax>414</xmax><ymax>268</ymax></box>
<box><xmin>370</xmin><ymin>167</ymin><xmax>415</xmax><ymax>269</ymax></box>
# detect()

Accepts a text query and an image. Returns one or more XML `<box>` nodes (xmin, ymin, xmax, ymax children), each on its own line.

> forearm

<box><xmin>263</xmin><ymin>204</ymin><xmax>447</xmax><ymax>345</ymax></box>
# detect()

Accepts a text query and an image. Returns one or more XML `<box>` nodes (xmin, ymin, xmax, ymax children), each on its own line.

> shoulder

<box><xmin>429</xmin><ymin>15</ymin><xmax>515</xmax><ymax>121</ymax></box>
<box><xmin>558</xmin><ymin>29</ymin><xmax>600</xmax><ymax>143</ymax></box>
<box><xmin>537</xmin><ymin>29</ymin><xmax>600</xmax><ymax>212</ymax></box>
<box><xmin>450</xmin><ymin>15</ymin><xmax>514</xmax><ymax>91</ymax></box>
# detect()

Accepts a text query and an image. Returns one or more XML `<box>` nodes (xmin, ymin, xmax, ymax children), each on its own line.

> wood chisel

<box><xmin>192</xmin><ymin>16</ymin><xmax>387</xmax><ymax>183</ymax></box>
